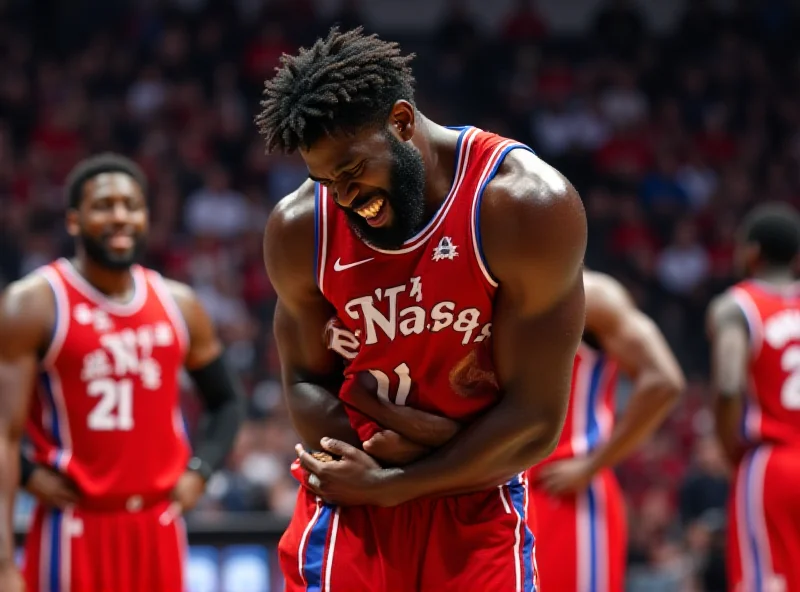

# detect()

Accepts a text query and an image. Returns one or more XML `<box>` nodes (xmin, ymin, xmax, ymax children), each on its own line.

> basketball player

<box><xmin>0</xmin><ymin>154</ymin><xmax>244</xmax><ymax>592</ymax></box>
<box><xmin>258</xmin><ymin>28</ymin><xmax>586</xmax><ymax>590</ymax></box>
<box><xmin>708</xmin><ymin>203</ymin><xmax>800</xmax><ymax>592</ymax></box>
<box><xmin>527</xmin><ymin>270</ymin><xmax>684</xmax><ymax>592</ymax></box>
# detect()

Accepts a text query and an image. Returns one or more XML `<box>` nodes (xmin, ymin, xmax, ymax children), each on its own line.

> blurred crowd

<box><xmin>2</xmin><ymin>0</ymin><xmax>799</xmax><ymax>589</ymax></box>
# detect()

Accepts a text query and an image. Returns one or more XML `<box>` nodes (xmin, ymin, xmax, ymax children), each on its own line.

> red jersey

<box><xmin>26</xmin><ymin>258</ymin><xmax>191</xmax><ymax>504</ymax></box>
<box><xmin>534</xmin><ymin>341</ymin><xmax>618</xmax><ymax>469</ymax></box>
<box><xmin>317</xmin><ymin>127</ymin><xmax>532</xmax><ymax>441</ymax></box>
<box><xmin>730</xmin><ymin>280</ymin><xmax>800</xmax><ymax>448</ymax></box>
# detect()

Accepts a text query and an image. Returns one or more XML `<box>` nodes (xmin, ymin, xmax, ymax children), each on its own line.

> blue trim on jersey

<box><xmin>473</xmin><ymin>144</ymin><xmax>536</xmax><ymax>285</ymax></box>
<box><xmin>304</xmin><ymin>503</ymin><xmax>333</xmax><ymax>591</ymax></box>
<box><xmin>39</xmin><ymin>372</ymin><xmax>62</xmax><ymax>448</ymax></box>
<box><xmin>586</xmin><ymin>485</ymin><xmax>599</xmax><ymax>592</ymax></box>
<box><xmin>49</xmin><ymin>509</ymin><xmax>63</xmax><ymax>592</ymax></box>
<box><xmin>508</xmin><ymin>476</ymin><xmax>536</xmax><ymax>592</ymax></box>
<box><xmin>313</xmin><ymin>183</ymin><xmax>320</xmax><ymax>290</ymax></box>
<box><xmin>744</xmin><ymin>452</ymin><xmax>764</xmax><ymax>591</ymax></box>
<box><xmin>585</xmin><ymin>355</ymin><xmax>605</xmax><ymax>451</ymax></box>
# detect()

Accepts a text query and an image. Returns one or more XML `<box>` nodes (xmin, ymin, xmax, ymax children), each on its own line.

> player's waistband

<box><xmin>75</xmin><ymin>491</ymin><xmax>172</xmax><ymax>513</ymax></box>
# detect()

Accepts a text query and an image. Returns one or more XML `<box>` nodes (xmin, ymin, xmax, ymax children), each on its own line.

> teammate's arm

<box><xmin>0</xmin><ymin>277</ymin><xmax>52</xmax><ymax>590</ymax></box>
<box><xmin>166</xmin><ymin>281</ymin><xmax>246</xmax><ymax>504</ymax></box>
<box><xmin>300</xmin><ymin>152</ymin><xmax>588</xmax><ymax>504</ymax></box>
<box><xmin>707</xmin><ymin>293</ymin><xmax>750</xmax><ymax>465</ymax></box>
<box><xmin>539</xmin><ymin>272</ymin><xmax>684</xmax><ymax>494</ymax></box>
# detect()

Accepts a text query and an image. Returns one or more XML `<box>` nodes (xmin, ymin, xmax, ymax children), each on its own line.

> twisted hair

<box><xmin>256</xmin><ymin>27</ymin><xmax>416</xmax><ymax>154</ymax></box>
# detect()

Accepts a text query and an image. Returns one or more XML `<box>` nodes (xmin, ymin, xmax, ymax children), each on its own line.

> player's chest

<box><xmin>55</xmin><ymin>304</ymin><xmax>183</xmax><ymax>389</ymax></box>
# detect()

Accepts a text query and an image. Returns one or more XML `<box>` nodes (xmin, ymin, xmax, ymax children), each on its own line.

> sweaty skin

<box><xmin>265</xmin><ymin>104</ymin><xmax>587</xmax><ymax>507</ymax></box>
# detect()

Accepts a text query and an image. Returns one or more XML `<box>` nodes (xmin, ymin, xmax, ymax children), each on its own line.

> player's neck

<box><xmin>752</xmin><ymin>266</ymin><xmax>796</xmax><ymax>286</ymax></box>
<box><xmin>417</xmin><ymin>116</ymin><xmax>463</xmax><ymax>217</ymax></box>
<box><xmin>71</xmin><ymin>255</ymin><xmax>136</xmax><ymax>300</ymax></box>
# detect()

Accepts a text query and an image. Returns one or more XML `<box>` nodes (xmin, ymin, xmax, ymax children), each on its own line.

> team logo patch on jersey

<box><xmin>432</xmin><ymin>237</ymin><xmax>458</xmax><ymax>261</ymax></box>
<box><xmin>73</xmin><ymin>303</ymin><xmax>114</xmax><ymax>332</ymax></box>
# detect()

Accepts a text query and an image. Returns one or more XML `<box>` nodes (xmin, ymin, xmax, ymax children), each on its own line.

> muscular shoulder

<box><xmin>480</xmin><ymin>150</ymin><xmax>587</xmax><ymax>309</ymax></box>
<box><xmin>584</xmin><ymin>271</ymin><xmax>633</xmax><ymax>319</ymax></box>
<box><xmin>162</xmin><ymin>277</ymin><xmax>200</xmax><ymax>317</ymax></box>
<box><xmin>0</xmin><ymin>273</ymin><xmax>55</xmax><ymax>355</ymax></box>
<box><xmin>707</xmin><ymin>290</ymin><xmax>748</xmax><ymax>336</ymax></box>
<box><xmin>264</xmin><ymin>180</ymin><xmax>318</xmax><ymax>302</ymax></box>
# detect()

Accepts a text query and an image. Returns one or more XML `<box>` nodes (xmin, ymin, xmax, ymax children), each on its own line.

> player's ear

<box><xmin>65</xmin><ymin>209</ymin><xmax>80</xmax><ymax>237</ymax></box>
<box><xmin>389</xmin><ymin>100</ymin><xmax>415</xmax><ymax>142</ymax></box>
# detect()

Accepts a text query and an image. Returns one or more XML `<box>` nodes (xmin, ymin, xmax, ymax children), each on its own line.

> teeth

<box><xmin>357</xmin><ymin>197</ymin><xmax>384</xmax><ymax>219</ymax></box>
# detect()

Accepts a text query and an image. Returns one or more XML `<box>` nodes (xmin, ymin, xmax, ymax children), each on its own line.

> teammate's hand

<box><xmin>536</xmin><ymin>457</ymin><xmax>596</xmax><ymax>495</ymax></box>
<box><xmin>25</xmin><ymin>466</ymin><xmax>80</xmax><ymax>509</ymax></box>
<box><xmin>0</xmin><ymin>562</ymin><xmax>24</xmax><ymax>592</ymax></box>
<box><xmin>296</xmin><ymin>439</ymin><xmax>396</xmax><ymax>506</ymax></box>
<box><xmin>171</xmin><ymin>470</ymin><xmax>207</xmax><ymax>512</ymax></box>
<box><xmin>363</xmin><ymin>430</ymin><xmax>431</xmax><ymax>466</ymax></box>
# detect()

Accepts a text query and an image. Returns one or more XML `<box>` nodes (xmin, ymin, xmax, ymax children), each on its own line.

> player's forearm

<box><xmin>286</xmin><ymin>380</ymin><xmax>362</xmax><ymax>450</ymax></box>
<box><xmin>193</xmin><ymin>400</ymin><xmax>245</xmax><ymax>472</ymax></box>
<box><xmin>380</xmin><ymin>399</ymin><xmax>563</xmax><ymax>504</ymax></box>
<box><xmin>586</xmin><ymin>371</ymin><xmax>681</xmax><ymax>472</ymax></box>
<box><xmin>714</xmin><ymin>396</ymin><xmax>746</xmax><ymax>466</ymax></box>
<box><xmin>0</xmin><ymin>437</ymin><xmax>20</xmax><ymax>564</ymax></box>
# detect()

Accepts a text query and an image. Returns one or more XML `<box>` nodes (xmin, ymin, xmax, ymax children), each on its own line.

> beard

<box><xmin>79</xmin><ymin>231</ymin><xmax>147</xmax><ymax>270</ymax></box>
<box><xmin>342</xmin><ymin>132</ymin><xmax>427</xmax><ymax>250</ymax></box>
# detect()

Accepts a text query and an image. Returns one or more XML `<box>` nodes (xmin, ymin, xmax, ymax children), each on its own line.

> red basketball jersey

<box><xmin>26</xmin><ymin>258</ymin><xmax>191</xmax><ymax>503</ymax></box>
<box><xmin>534</xmin><ymin>342</ymin><xmax>618</xmax><ymax>468</ymax></box>
<box><xmin>730</xmin><ymin>280</ymin><xmax>800</xmax><ymax>447</ymax></box>
<box><xmin>317</xmin><ymin>127</ymin><xmax>532</xmax><ymax>440</ymax></box>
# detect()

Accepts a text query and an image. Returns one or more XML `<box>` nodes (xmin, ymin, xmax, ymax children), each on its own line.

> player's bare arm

<box><xmin>164</xmin><ymin>280</ymin><xmax>246</xmax><ymax>510</ymax></box>
<box><xmin>539</xmin><ymin>271</ymin><xmax>684</xmax><ymax>494</ymax></box>
<box><xmin>299</xmin><ymin>150</ymin><xmax>587</xmax><ymax>505</ymax></box>
<box><xmin>0</xmin><ymin>276</ymin><xmax>55</xmax><ymax>590</ymax></box>
<box><xmin>707</xmin><ymin>292</ymin><xmax>750</xmax><ymax>465</ymax></box>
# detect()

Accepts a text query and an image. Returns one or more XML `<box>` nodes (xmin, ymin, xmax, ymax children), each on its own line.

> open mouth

<box><xmin>355</xmin><ymin>196</ymin><xmax>388</xmax><ymax>227</ymax></box>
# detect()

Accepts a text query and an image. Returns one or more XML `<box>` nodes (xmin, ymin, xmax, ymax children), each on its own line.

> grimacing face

<box><xmin>67</xmin><ymin>172</ymin><xmax>148</xmax><ymax>270</ymax></box>
<box><xmin>301</xmin><ymin>115</ymin><xmax>427</xmax><ymax>251</ymax></box>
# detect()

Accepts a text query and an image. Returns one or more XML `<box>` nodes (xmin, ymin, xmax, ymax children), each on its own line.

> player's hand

<box><xmin>348</xmin><ymin>375</ymin><xmax>461</xmax><ymax>447</ymax></box>
<box><xmin>25</xmin><ymin>465</ymin><xmax>80</xmax><ymax>509</ymax></box>
<box><xmin>0</xmin><ymin>562</ymin><xmax>24</xmax><ymax>592</ymax></box>
<box><xmin>296</xmin><ymin>438</ymin><xmax>397</xmax><ymax>507</ymax></box>
<box><xmin>171</xmin><ymin>470</ymin><xmax>207</xmax><ymax>512</ymax></box>
<box><xmin>363</xmin><ymin>430</ymin><xmax>431</xmax><ymax>466</ymax></box>
<box><xmin>537</xmin><ymin>457</ymin><xmax>596</xmax><ymax>495</ymax></box>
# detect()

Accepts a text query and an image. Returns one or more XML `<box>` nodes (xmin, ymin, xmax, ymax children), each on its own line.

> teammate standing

<box><xmin>258</xmin><ymin>27</ymin><xmax>586</xmax><ymax>590</ymax></box>
<box><xmin>0</xmin><ymin>154</ymin><xmax>244</xmax><ymax>592</ymax></box>
<box><xmin>707</xmin><ymin>203</ymin><xmax>800</xmax><ymax>592</ymax></box>
<box><xmin>527</xmin><ymin>270</ymin><xmax>684</xmax><ymax>592</ymax></box>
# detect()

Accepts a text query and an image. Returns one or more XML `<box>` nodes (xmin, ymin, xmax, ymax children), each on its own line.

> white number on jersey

<box><xmin>87</xmin><ymin>378</ymin><xmax>134</xmax><ymax>431</ymax></box>
<box><xmin>369</xmin><ymin>363</ymin><xmax>412</xmax><ymax>406</ymax></box>
<box><xmin>780</xmin><ymin>345</ymin><xmax>800</xmax><ymax>410</ymax></box>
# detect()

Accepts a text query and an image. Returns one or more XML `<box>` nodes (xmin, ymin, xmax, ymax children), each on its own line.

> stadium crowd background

<box><xmin>2</xmin><ymin>0</ymin><xmax>797</xmax><ymax>589</ymax></box>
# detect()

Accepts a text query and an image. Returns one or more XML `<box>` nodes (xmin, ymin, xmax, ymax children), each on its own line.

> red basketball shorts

<box><xmin>528</xmin><ymin>468</ymin><xmax>626</xmax><ymax>592</ymax></box>
<box><xmin>279</xmin><ymin>465</ymin><xmax>538</xmax><ymax>592</ymax></box>
<box><xmin>23</xmin><ymin>499</ymin><xmax>186</xmax><ymax>592</ymax></box>
<box><xmin>727</xmin><ymin>445</ymin><xmax>800</xmax><ymax>592</ymax></box>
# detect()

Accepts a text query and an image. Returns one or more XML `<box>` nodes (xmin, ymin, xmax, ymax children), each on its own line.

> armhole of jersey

<box><xmin>315</xmin><ymin>183</ymin><xmax>329</xmax><ymax>296</ymax></box>
<box><xmin>730</xmin><ymin>287</ymin><xmax>763</xmax><ymax>359</ymax></box>
<box><xmin>38</xmin><ymin>266</ymin><xmax>70</xmax><ymax>368</ymax></box>
<box><xmin>470</xmin><ymin>143</ymin><xmax>536</xmax><ymax>288</ymax></box>
<box><xmin>146</xmin><ymin>270</ymin><xmax>191</xmax><ymax>358</ymax></box>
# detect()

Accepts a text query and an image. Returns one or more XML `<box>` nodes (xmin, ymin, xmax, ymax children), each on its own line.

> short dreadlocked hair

<box><xmin>742</xmin><ymin>202</ymin><xmax>800</xmax><ymax>265</ymax></box>
<box><xmin>65</xmin><ymin>153</ymin><xmax>148</xmax><ymax>209</ymax></box>
<box><xmin>256</xmin><ymin>27</ymin><xmax>416</xmax><ymax>154</ymax></box>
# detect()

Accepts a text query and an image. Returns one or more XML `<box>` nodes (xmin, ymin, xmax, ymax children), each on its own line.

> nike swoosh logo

<box><xmin>333</xmin><ymin>257</ymin><xmax>374</xmax><ymax>271</ymax></box>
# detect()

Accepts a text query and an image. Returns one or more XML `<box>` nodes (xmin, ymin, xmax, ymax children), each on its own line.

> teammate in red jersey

<box><xmin>708</xmin><ymin>203</ymin><xmax>800</xmax><ymax>592</ymax></box>
<box><xmin>257</xmin><ymin>28</ymin><xmax>586</xmax><ymax>591</ymax></box>
<box><xmin>526</xmin><ymin>270</ymin><xmax>683</xmax><ymax>592</ymax></box>
<box><xmin>0</xmin><ymin>153</ymin><xmax>244</xmax><ymax>592</ymax></box>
